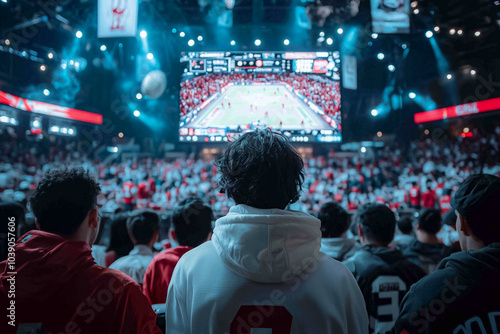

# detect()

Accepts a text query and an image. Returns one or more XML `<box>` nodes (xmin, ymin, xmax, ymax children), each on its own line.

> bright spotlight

<box><xmin>371</xmin><ymin>109</ymin><xmax>379</xmax><ymax>116</ymax></box>
<box><xmin>377</xmin><ymin>131</ymin><xmax>383</xmax><ymax>138</ymax></box>
<box><xmin>463</xmin><ymin>127</ymin><xmax>470</xmax><ymax>133</ymax></box>
<box><xmin>434</xmin><ymin>26</ymin><xmax>440</xmax><ymax>32</ymax></box>
<box><xmin>179</xmin><ymin>31</ymin><xmax>185</xmax><ymax>37</ymax></box>
<box><xmin>69</xmin><ymin>60</ymin><xmax>74</xmax><ymax>65</ymax></box>
<box><xmin>140</xmin><ymin>30</ymin><xmax>147</xmax><ymax>38</ymax></box>
<box><xmin>449</xmin><ymin>28</ymin><xmax>456</xmax><ymax>35</ymax></box>
<box><xmin>326</xmin><ymin>38</ymin><xmax>333</xmax><ymax>45</ymax></box>
<box><xmin>360</xmin><ymin>147</ymin><xmax>367</xmax><ymax>153</ymax></box>
<box><xmin>470</xmin><ymin>69</ymin><xmax>476</xmax><ymax>75</ymax></box>
<box><xmin>283</xmin><ymin>39</ymin><xmax>290</xmax><ymax>45</ymax></box>
<box><xmin>254</xmin><ymin>39</ymin><xmax>261</xmax><ymax>46</ymax></box>
<box><xmin>188</xmin><ymin>39</ymin><xmax>195</xmax><ymax>47</ymax></box>
<box><xmin>408</xmin><ymin>92</ymin><xmax>416</xmax><ymax>99</ymax></box>
<box><xmin>413</xmin><ymin>9</ymin><xmax>419</xmax><ymax>14</ymax></box>
<box><xmin>457</xmin><ymin>29</ymin><xmax>463</xmax><ymax>35</ymax></box>
<box><xmin>147</xmin><ymin>53</ymin><xmax>154</xmax><ymax>60</ymax></box>
<box><xmin>377</xmin><ymin>53</ymin><xmax>385</xmax><ymax>60</ymax></box>
<box><xmin>32</xmin><ymin>120</ymin><xmax>40</xmax><ymax>128</ymax></box>
<box><xmin>133</xmin><ymin>110</ymin><xmax>140</xmax><ymax>117</ymax></box>
<box><xmin>43</xmin><ymin>89</ymin><xmax>50</xmax><ymax>96</ymax></box>
<box><xmin>319</xmin><ymin>32</ymin><xmax>325</xmax><ymax>37</ymax></box>
<box><xmin>371</xmin><ymin>33</ymin><xmax>378</xmax><ymax>39</ymax></box>
<box><xmin>475</xmin><ymin>31</ymin><xmax>481</xmax><ymax>37</ymax></box>
<box><xmin>100</xmin><ymin>45</ymin><xmax>106</xmax><ymax>51</ymax></box>
<box><xmin>48</xmin><ymin>52</ymin><xmax>54</xmax><ymax>59</ymax></box>
<box><xmin>337</xmin><ymin>28</ymin><xmax>344</xmax><ymax>35</ymax></box>
<box><xmin>446</xmin><ymin>74</ymin><xmax>452</xmax><ymax>80</ymax></box>
<box><xmin>425</xmin><ymin>31</ymin><xmax>433</xmax><ymax>38</ymax></box>
<box><xmin>230</xmin><ymin>40</ymin><xmax>236</xmax><ymax>46</ymax></box>
<box><xmin>5</xmin><ymin>39</ymin><xmax>10</xmax><ymax>45</ymax></box>
<box><xmin>136</xmin><ymin>93</ymin><xmax>143</xmax><ymax>100</ymax></box>
<box><xmin>68</xmin><ymin>128</ymin><xmax>74</xmax><ymax>135</ymax></box>
<box><xmin>76</xmin><ymin>31</ymin><xmax>83</xmax><ymax>39</ymax></box>
<box><xmin>388</xmin><ymin>64</ymin><xmax>395</xmax><ymax>72</ymax></box>
<box><xmin>197</xmin><ymin>36</ymin><xmax>203</xmax><ymax>41</ymax></box>
<box><xmin>118</xmin><ymin>132</ymin><xmax>124</xmax><ymax>138</ymax></box>
<box><xmin>40</xmin><ymin>65</ymin><xmax>46</xmax><ymax>71</ymax></box>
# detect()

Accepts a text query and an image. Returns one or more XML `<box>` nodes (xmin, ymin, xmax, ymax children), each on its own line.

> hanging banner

<box><xmin>98</xmin><ymin>0</ymin><xmax>138</xmax><ymax>38</ymax></box>
<box><xmin>342</xmin><ymin>55</ymin><xmax>357</xmax><ymax>90</ymax></box>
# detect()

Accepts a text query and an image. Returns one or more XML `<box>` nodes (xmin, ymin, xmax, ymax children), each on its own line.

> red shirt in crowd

<box><xmin>422</xmin><ymin>189</ymin><xmax>437</xmax><ymax>208</ymax></box>
<box><xmin>138</xmin><ymin>181</ymin><xmax>150</xmax><ymax>200</ymax></box>
<box><xmin>122</xmin><ymin>181</ymin><xmax>136</xmax><ymax>204</ymax></box>
<box><xmin>142</xmin><ymin>246</ymin><xmax>193</xmax><ymax>305</ymax></box>
<box><xmin>0</xmin><ymin>230</ymin><xmax>161</xmax><ymax>334</ymax></box>
<box><xmin>440</xmin><ymin>194</ymin><xmax>452</xmax><ymax>216</ymax></box>
<box><xmin>409</xmin><ymin>186</ymin><xmax>421</xmax><ymax>206</ymax></box>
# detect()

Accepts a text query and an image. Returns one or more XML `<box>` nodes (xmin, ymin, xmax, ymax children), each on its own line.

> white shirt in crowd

<box><xmin>109</xmin><ymin>244</ymin><xmax>155</xmax><ymax>284</ymax></box>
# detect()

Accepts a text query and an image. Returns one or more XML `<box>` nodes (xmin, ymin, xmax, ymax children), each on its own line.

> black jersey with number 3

<box><xmin>344</xmin><ymin>245</ymin><xmax>427</xmax><ymax>334</ymax></box>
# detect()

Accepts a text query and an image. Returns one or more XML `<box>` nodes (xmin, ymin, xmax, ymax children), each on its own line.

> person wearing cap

<box><xmin>395</xmin><ymin>174</ymin><xmax>500</xmax><ymax>334</ymax></box>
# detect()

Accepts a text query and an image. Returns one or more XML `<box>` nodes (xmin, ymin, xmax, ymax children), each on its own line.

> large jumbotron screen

<box><xmin>179</xmin><ymin>51</ymin><xmax>342</xmax><ymax>143</ymax></box>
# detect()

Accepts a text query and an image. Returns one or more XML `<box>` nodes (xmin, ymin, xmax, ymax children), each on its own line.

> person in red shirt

<box><xmin>143</xmin><ymin>197</ymin><xmax>213</xmax><ymax>305</ymax></box>
<box><xmin>422</xmin><ymin>186</ymin><xmax>438</xmax><ymax>209</ymax></box>
<box><xmin>439</xmin><ymin>189</ymin><xmax>452</xmax><ymax>216</ymax></box>
<box><xmin>122</xmin><ymin>178</ymin><xmax>137</xmax><ymax>211</ymax></box>
<box><xmin>0</xmin><ymin>168</ymin><xmax>161</xmax><ymax>334</ymax></box>
<box><xmin>409</xmin><ymin>182</ymin><xmax>421</xmax><ymax>209</ymax></box>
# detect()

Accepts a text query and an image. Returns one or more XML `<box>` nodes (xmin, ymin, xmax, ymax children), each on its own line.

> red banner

<box><xmin>414</xmin><ymin>97</ymin><xmax>500</xmax><ymax>124</ymax></box>
<box><xmin>0</xmin><ymin>91</ymin><xmax>103</xmax><ymax>125</ymax></box>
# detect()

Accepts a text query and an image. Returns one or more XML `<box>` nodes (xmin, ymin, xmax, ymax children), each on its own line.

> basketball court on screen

<box><xmin>185</xmin><ymin>84</ymin><xmax>333</xmax><ymax>130</ymax></box>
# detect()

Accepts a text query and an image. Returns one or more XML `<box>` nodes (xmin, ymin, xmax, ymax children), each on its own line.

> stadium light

<box><xmin>5</xmin><ymin>39</ymin><xmax>10</xmax><ymax>45</ymax></box>
<box><xmin>408</xmin><ymin>92</ymin><xmax>416</xmax><ymax>99</ymax></box>
<box><xmin>40</xmin><ymin>65</ymin><xmax>46</xmax><ymax>71</ymax></box>
<box><xmin>388</xmin><ymin>64</ymin><xmax>395</xmax><ymax>72</ymax></box>
<box><xmin>319</xmin><ymin>32</ymin><xmax>325</xmax><ymax>37</ymax></box>
<box><xmin>1</xmin><ymin>0</ymin><xmax>7</xmax><ymax>3</ymax></box>
<box><xmin>371</xmin><ymin>33</ymin><xmax>378</xmax><ymax>39</ymax></box>
<box><xmin>371</xmin><ymin>109</ymin><xmax>378</xmax><ymax>116</ymax></box>
<box><xmin>76</xmin><ymin>31</ymin><xmax>83</xmax><ymax>39</ymax></box>
<box><xmin>179</xmin><ymin>31</ymin><xmax>185</xmax><ymax>37</ymax></box>
<box><xmin>326</xmin><ymin>38</ymin><xmax>333</xmax><ymax>45</ymax></box>
<box><xmin>449</xmin><ymin>28</ymin><xmax>456</xmax><ymax>35</ymax></box>
<box><xmin>360</xmin><ymin>147</ymin><xmax>367</xmax><ymax>153</ymax></box>
<box><xmin>413</xmin><ymin>9</ymin><xmax>419</xmax><ymax>14</ymax></box>
<box><xmin>254</xmin><ymin>39</ymin><xmax>261</xmax><ymax>46</ymax></box>
<box><xmin>43</xmin><ymin>89</ymin><xmax>50</xmax><ymax>96</ymax></box>
<box><xmin>172</xmin><ymin>28</ymin><xmax>177</xmax><ymax>33</ymax></box>
<box><xmin>136</xmin><ymin>93</ymin><xmax>143</xmax><ymax>100</ymax></box>
<box><xmin>425</xmin><ymin>31</ymin><xmax>433</xmax><ymax>38</ymax></box>
<box><xmin>475</xmin><ymin>31</ymin><xmax>481</xmax><ymax>37</ymax></box>
<box><xmin>188</xmin><ymin>39</ymin><xmax>195</xmax><ymax>47</ymax></box>
<box><xmin>32</xmin><ymin>120</ymin><xmax>40</xmax><ymax>128</ymax></box>
<box><xmin>68</xmin><ymin>128</ymin><xmax>75</xmax><ymax>135</ymax></box>
<box><xmin>463</xmin><ymin>127</ymin><xmax>470</xmax><ymax>133</ymax></box>
<box><xmin>434</xmin><ymin>26</ymin><xmax>440</xmax><ymax>32</ymax></box>
<box><xmin>283</xmin><ymin>39</ymin><xmax>290</xmax><ymax>46</ymax></box>
<box><xmin>197</xmin><ymin>36</ymin><xmax>203</xmax><ymax>41</ymax></box>
<box><xmin>147</xmin><ymin>53</ymin><xmax>154</xmax><ymax>60</ymax></box>
<box><xmin>337</xmin><ymin>28</ymin><xmax>344</xmax><ymax>35</ymax></box>
<box><xmin>377</xmin><ymin>131</ymin><xmax>383</xmax><ymax>138</ymax></box>
<box><xmin>100</xmin><ymin>45</ymin><xmax>106</xmax><ymax>51</ymax></box>
<box><xmin>457</xmin><ymin>29</ymin><xmax>463</xmax><ymax>35</ymax></box>
<box><xmin>230</xmin><ymin>40</ymin><xmax>236</xmax><ymax>46</ymax></box>
<box><xmin>377</xmin><ymin>53</ymin><xmax>385</xmax><ymax>60</ymax></box>
<box><xmin>470</xmin><ymin>69</ymin><xmax>476</xmax><ymax>75</ymax></box>
<box><xmin>140</xmin><ymin>30</ymin><xmax>147</xmax><ymax>38</ymax></box>
<box><xmin>48</xmin><ymin>52</ymin><xmax>54</xmax><ymax>59</ymax></box>
<box><xmin>118</xmin><ymin>132</ymin><xmax>124</xmax><ymax>138</ymax></box>
<box><xmin>133</xmin><ymin>110</ymin><xmax>140</xmax><ymax>117</ymax></box>
<box><xmin>446</xmin><ymin>74</ymin><xmax>452</xmax><ymax>80</ymax></box>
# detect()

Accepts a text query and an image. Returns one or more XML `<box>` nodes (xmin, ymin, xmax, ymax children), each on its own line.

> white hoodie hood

<box><xmin>211</xmin><ymin>204</ymin><xmax>321</xmax><ymax>283</ymax></box>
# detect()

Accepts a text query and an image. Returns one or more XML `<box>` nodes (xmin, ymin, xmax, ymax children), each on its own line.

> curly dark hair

<box><xmin>28</xmin><ymin>167</ymin><xmax>101</xmax><ymax>237</ymax></box>
<box><xmin>319</xmin><ymin>201</ymin><xmax>350</xmax><ymax>238</ymax></box>
<box><xmin>356</xmin><ymin>203</ymin><xmax>396</xmax><ymax>245</ymax></box>
<box><xmin>215</xmin><ymin>128</ymin><xmax>305</xmax><ymax>209</ymax></box>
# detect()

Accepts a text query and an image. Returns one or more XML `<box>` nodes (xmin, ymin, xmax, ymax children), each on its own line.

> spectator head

<box><xmin>356</xmin><ymin>203</ymin><xmax>396</xmax><ymax>246</ymax></box>
<box><xmin>171</xmin><ymin>197</ymin><xmax>213</xmax><ymax>248</ymax></box>
<box><xmin>397</xmin><ymin>217</ymin><xmax>414</xmax><ymax>235</ymax></box>
<box><xmin>451</xmin><ymin>174</ymin><xmax>500</xmax><ymax>250</ymax></box>
<box><xmin>319</xmin><ymin>202</ymin><xmax>350</xmax><ymax>238</ymax></box>
<box><xmin>107</xmin><ymin>213</ymin><xmax>134</xmax><ymax>259</ymax></box>
<box><xmin>215</xmin><ymin>128</ymin><xmax>304</xmax><ymax>209</ymax></box>
<box><xmin>126</xmin><ymin>210</ymin><xmax>160</xmax><ymax>246</ymax></box>
<box><xmin>0</xmin><ymin>202</ymin><xmax>26</xmax><ymax>261</ymax></box>
<box><xmin>417</xmin><ymin>209</ymin><xmax>442</xmax><ymax>235</ymax></box>
<box><xmin>28</xmin><ymin>167</ymin><xmax>101</xmax><ymax>245</ymax></box>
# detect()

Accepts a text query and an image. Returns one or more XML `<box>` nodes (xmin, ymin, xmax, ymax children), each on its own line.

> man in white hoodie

<box><xmin>166</xmin><ymin>128</ymin><xmax>368</xmax><ymax>333</ymax></box>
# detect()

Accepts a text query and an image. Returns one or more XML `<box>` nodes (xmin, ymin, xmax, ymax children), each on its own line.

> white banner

<box><xmin>342</xmin><ymin>55</ymin><xmax>357</xmax><ymax>90</ymax></box>
<box><xmin>98</xmin><ymin>0</ymin><xmax>138</xmax><ymax>38</ymax></box>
